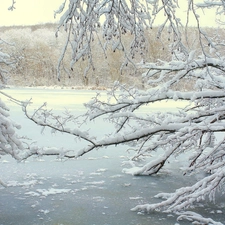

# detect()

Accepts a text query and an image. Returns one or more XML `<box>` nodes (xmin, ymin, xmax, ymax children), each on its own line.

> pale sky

<box><xmin>0</xmin><ymin>0</ymin><xmax>64</xmax><ymax>26</ymax></box>
<box><xmin>0</xmin><ymin>0</ymin><xmax>220</xmax><ymax>27</ymax></box>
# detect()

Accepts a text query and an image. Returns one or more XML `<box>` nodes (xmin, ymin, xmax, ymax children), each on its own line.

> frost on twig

<box><xmin>21</xmin><ymin>99</ymin><xmax>98</xmax><ymax>159</ymax></box>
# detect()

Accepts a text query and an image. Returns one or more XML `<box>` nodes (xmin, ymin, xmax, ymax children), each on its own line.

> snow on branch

<box><xmin>54</xmin><ymin>0</ymin><xmax>186</xmax><ymax>78</ymax></box>
<box><xmin>196</xmin><ymin>0</ymin><xmax>224</xmax><ymax>8</ymax></box>
<box><xmin>15</xmin><ymin>0</ymin><xmax>225</xmax><ymax>223</ymax></box>
<box><xmin>0</xmin><ymin>38</ymin><xmax>26</xmax><ymax>163</ymax></box>
<box><xmin>131</xmin><ymin>167</ymin><xmax>225</xmax><ymax>213</ymax></box>
<box><xmin>177</xmin><ymin>211</ymin><xmax>223</xmax><ymax>225</ymax></box>
<box><xmin>24</xmin><ymin>103</ymin><xmax>95</xmax><ymax>145</ymax></box>
<box><xmin>20</xmin><ymin>100</ymin><xmax>99</xmax><ymax>159</ymax></box>
<box><xmin>0</xmin><ymin>95</ymin><xmax>24</xmax><ymax>161</ymax></box>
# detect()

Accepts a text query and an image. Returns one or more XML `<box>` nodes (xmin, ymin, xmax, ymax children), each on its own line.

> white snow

<box><xmin>36</xmin><ymin>188</ymin><xmax>71</xmax><ymax>196</ymax></box>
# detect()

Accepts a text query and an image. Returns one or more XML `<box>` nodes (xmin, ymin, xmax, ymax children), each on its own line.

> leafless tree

<box><xmin>4</xmin><ymin>0</ymin><xmax>225</xmax><ymax>224</ymax></box>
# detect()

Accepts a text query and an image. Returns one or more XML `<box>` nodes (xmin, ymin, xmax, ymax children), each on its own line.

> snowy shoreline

<box><xmin>3</xmin><ymin>85</ymin><xmax>108</xmax><ymax>91</ymax></box>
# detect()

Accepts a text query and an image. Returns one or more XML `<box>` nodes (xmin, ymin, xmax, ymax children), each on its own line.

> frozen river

<box><xmin>0</xmin><ymin>87</ymin><xmax>224</xmax><ymax>225</ymax></box>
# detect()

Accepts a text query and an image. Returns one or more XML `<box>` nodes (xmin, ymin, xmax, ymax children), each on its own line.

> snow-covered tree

<box><xmin>17</xmin><ymin>0</ymin><xmax>225</xmax><ymax>224</ymax></box>
<box><xmin>0</xmin><ymin>39</ymin><xmax>27</xmax><ymax>184</ymax></box>
<box><xmin>0</xmin><ymin>92</ymin><xmax>24</xmax><ymax>161</ymax></box>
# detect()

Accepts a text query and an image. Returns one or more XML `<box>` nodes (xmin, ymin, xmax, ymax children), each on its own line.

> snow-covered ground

<box><xmin>0</xmin><ymin>87</ymin><xmax>224</xmax><ymax>225</ymax></box>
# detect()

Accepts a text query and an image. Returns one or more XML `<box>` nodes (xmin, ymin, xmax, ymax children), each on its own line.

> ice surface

<box><xmin>0</xmin><ymin>88</ymin><xmax>224</xmax><ymax>225</ymax></box>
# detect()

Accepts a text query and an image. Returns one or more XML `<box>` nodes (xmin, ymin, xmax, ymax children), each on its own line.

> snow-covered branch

<box><xmin>54</xmin><ymin>0</ymin><xmax>191</xmax><ymax>78</ymax></box>
<box><xmin>0</xmin><ymin>96</ymin><xmax>24</xmax><ymax>161</ymax></box>
<box><xmin>3</xmin><ymin>0</ymin><xmax>225</xmax><ymax>223</ymax></box>
<box><xmin>26</xmin><ymin>105</ymin><xmax>93</xmax><ymax>144</ymax></box>
<box><xmin>177</xmin><ymin>211</ymin><xmax>223</xmax><ymax>225</ymax></box>
<box><xmin>0</xmin><ymin>37</ymin><xmax>26</xmax><ymax>164</ymax></box>
<box><xmin>131</xmin><ymin>167</ymin><xmax>225</xmax><ymax>213</ymax></box>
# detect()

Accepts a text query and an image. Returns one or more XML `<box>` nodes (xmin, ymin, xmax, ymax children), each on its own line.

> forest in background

<box><xmin>0</xmin><ymin>22</ymin><xmax>205</xmax><ymax>90</ymax></box>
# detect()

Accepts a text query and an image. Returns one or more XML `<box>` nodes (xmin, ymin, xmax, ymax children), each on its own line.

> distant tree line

<box><xmin>0</xmin><ymin>23</ymin><xmax>209</xmax><ymax>89</ymax></box>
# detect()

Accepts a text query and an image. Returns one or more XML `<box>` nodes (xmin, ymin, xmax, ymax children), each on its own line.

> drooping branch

<box><xmin>131</xmin><ymin>167</ymin><xmax>225</xmax><ymax>213</ymax></box>
<box><xmin>54</xmin><ymin>0</ymin><xmax>193</xmax><ymax>77</ymax></box>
